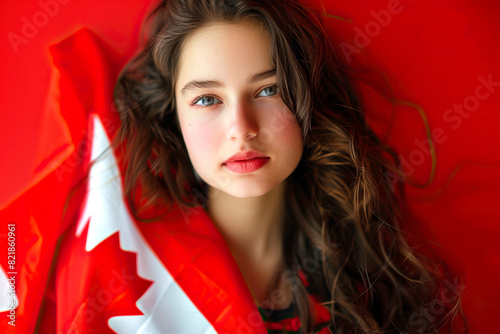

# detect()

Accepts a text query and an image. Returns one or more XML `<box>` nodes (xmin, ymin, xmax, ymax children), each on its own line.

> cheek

<box><xmin>272</xmin><ymin>110</ymin><xmax>304</xmax><ymax>166</ymax></box>
<box><xmin>266</xmin><ymin>108</ymin><xmax>303</xmax><ymax>146</ymax></box>
<box><xmin>282</xmin><ymin>121</ymin><xmax>303</xmax><ymax>160</ymax></box>
<box><xmin>179</xmin><ymin>119</ymin><xmax>220</xmax><ymax>167</ymax></box>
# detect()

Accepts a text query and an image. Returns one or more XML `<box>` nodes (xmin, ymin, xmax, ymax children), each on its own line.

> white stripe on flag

<box><xmin>78</xmin><ymin>115</ymin><xmax>216</xmax><ymax>334</ymax></box>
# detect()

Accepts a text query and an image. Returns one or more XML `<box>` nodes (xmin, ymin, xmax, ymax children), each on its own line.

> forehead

<box><xmin>175</xmin><ymin>20</ymin><xmax>273</xmax><ymax>87</ymax></box>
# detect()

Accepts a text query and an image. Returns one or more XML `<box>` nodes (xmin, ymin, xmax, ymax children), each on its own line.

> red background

<box><xmin>1</xmin><ymin>0</ymin><xmax>499</xmax><ymax>332</ymax></box>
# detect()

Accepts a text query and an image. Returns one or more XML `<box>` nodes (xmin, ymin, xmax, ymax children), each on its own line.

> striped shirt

<box><xmin>258</xmin><ymin>272</ymin><xmax>332</xmax><ymax>333</ymax></box>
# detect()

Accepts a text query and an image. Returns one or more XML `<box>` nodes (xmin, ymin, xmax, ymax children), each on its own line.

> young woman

<box><xmin>113</xmin><ymin>0</ymin><xmax>464</xmax><ymax>332</ymax></box>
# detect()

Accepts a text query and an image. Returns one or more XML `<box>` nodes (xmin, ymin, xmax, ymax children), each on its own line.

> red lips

<box><xmin>222</xmin><ymin>150</ymin><xmax>270</xmax><ymax>174</ymax></box>
<box><xmin>223</xmin><ymin>150</ymin><xmax>269</xmax><ymax>164</ymax></box>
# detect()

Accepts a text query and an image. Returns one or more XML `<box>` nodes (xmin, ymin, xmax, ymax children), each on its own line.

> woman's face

<box><xmin>175</xmin><ymin>20</ymin><xmax>303</xmax><ymax>198</ymax></box>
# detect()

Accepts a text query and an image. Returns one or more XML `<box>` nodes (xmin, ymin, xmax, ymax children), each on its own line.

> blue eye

<box><xmin>257</xmin><ymin>86</ymin><xmax>279</xmax><ymax>97</ymax></box>
<box><xmin>194</xmin><ymin>96</ymin><xmax>221</xmax><ymax>106</ymax></box>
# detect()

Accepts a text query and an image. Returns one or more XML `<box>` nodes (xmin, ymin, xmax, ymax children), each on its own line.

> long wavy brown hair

<box><xmin>113</xmin><ymin>0</ymin><xmax>465</xmax><ymax>332</ymax></box>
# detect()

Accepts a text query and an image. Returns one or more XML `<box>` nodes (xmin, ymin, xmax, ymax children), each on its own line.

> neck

<box><xmin>207</xmin><ymin>180</ymin><xmax>286</xmax><ymax>261</ymax></box>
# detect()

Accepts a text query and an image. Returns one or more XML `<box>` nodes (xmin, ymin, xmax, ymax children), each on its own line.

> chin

<box><xmin>227</xmin><ymin>187</ymin><xmax>272</xmax><ymax>199</ymax></box>
<box><xmin>211</xmin><ymin>178</ymin><xmax>280</xmax><ymax>199</ymax></box>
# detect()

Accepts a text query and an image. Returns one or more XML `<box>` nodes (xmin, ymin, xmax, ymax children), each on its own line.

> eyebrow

<box><xmin>180</xmin><ymin>68</ymin><xmax>276</xmax><ymax>95</ymax></box>
<box><xmin>180</xmin><ymin>80</ymin><xmax>223</xmax><ymax>95</ymax></box>
<box><xmin>249</xmin><ymin>68</ymin><xmax>276</xmax><ymax>84</ymax></box>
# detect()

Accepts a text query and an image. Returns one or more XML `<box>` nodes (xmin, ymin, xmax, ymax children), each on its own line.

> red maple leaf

<box><xmin>56</xmin><ymin>222</ymin><xmax>153</xmax><ymax>333</ymax></box>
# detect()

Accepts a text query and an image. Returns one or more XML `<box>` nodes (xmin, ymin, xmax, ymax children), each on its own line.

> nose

<box><xmin>226</xmin><ymin>100</ymin><xmax>259</xmax><ymax>141</ymax></box>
